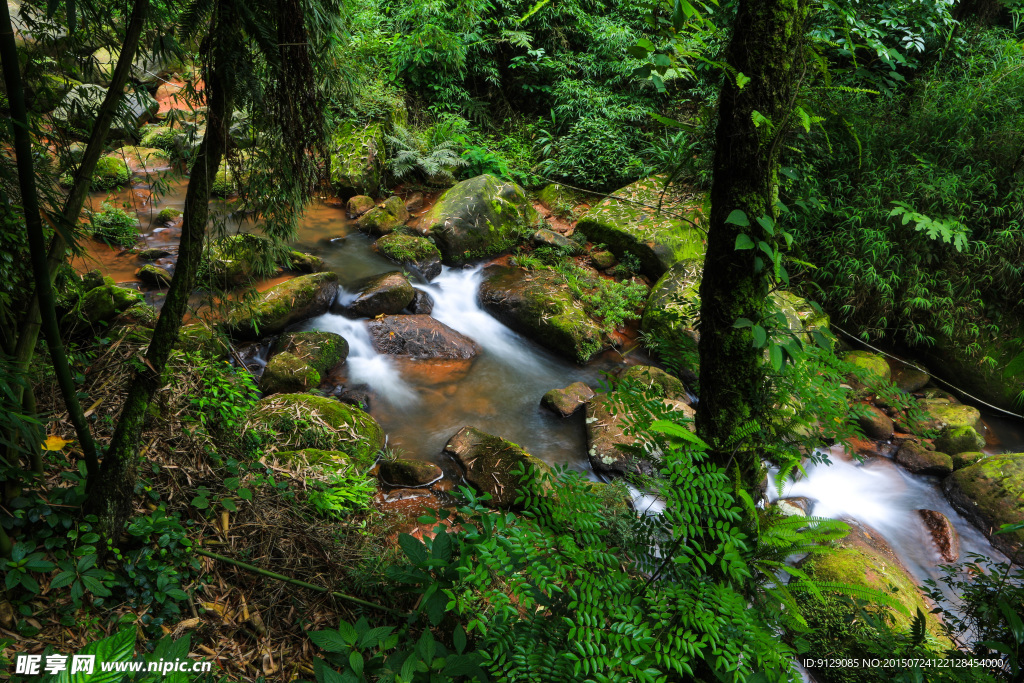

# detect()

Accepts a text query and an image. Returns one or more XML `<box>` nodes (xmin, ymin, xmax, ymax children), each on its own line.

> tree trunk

<box><xmin>86</xmin><ymin>0</ymin><xmax>240</xmax><ymax>539</ymax></box>
<box><xmin>5</xmin><ymin>0</ymin><xmax>150</xmax><ymax>475</ymax></box>
<box><xmin>696</xmin><ymin>0</ymin><xmax>811</xmax><ymax>492</ymax></box>
<box><xmin>0</xmin><ymin>0</ymin><xmax>105</xmax><ymax>476</ymax></box>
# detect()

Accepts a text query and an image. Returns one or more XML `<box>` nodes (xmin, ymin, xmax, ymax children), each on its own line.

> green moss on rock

<box><xmin>617</xmin><ymin>365</ymin><xmax>687</xmax><ymax>400</ymax></box>
<box><xmin>844</xmin><ymin>350</ymin><xmax>891</xmax><ymax>386</ymax></box>
<box><xmin>222</xmin><ymin>272</ymin><xmax>340</xmax><ymax>340</ymax></box>
<box><xmin>378</xmin><ymin>459</ymin><xmax>443</xmax><ymax>488</ymax></box>
<box><xmin>934</xmin><ymin>424</ymin><xmax>985</xmax><ymax>454</ymax></box>
<box><xmin>259</xmin><ymin>352</ymin><xmax>321</xmax><ymax>395</ymax></box>
<box><xmin>270</xmin><ymin>331</ymin><xmax>348</xmax><ymax>374</ymax></box>
<box><xmin>443</xmin><ymin>426</ymin><xmax>550</xmax><ymax>508</ymax></box>
<box><xmin>330</xmin><ymin>122</ymin><xmax>386</xmax><ymax>198</ymax></box>
<box><xmin>72</xmin><ymin>284</ymin><xmax>143</xmax><ymax>328</ymax></box>
<box><xmin>944</xmin><ymin>453</ymin><xmax>1024</xmax><ymax>557</ymax></box>
<box><xmin>375</xmin><ymin>234</ymin><xmax>442</xmax><ymax>279</ymax></box>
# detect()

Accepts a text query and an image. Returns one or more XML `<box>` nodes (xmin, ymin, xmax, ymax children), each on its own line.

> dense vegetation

<box><xmin>2</xmin><ymin>0</ymin><xmax>1024</xmax><ymax>681</ymax></box>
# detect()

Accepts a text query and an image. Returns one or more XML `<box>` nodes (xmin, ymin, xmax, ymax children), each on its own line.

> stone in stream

<box><xmin>259</xmin><ymin>352</ymin><xmax>321</xmax><ymax>395</ymax></box>
<box><xmin>222</xmin><ymin>272</ymin><xmax>339</xmax><ymax>340</ymax></box>
<box><xmin>421</xmin><ymin>174</ymin><xmax>540</xmax><ymax>265</ymax></box>
<box><xmin>478</xmin><ymin>264</ymin><xmax>603</xmax><ymax>364</ymax></box>
<box><xmin>135</xmin><ymin>263</ymin><xmax>172</xmax><ymax>288</ymax></box>
<box><xmin>913</xmin><ymin>397</ymin><xmax>983</xmax><ymax>432</ymax></box>
<box><xmin>356</xmin><ymin>198</ymin><xmax>409</xmax><ymax>236</ymax></box>
<box><xmin>270</xmin><ymin>331</ymin><xmax>348</xmax><ymax>374</ymax></box>
<box><xmin>586</xmin><ymin>393</ymin><xmax>694</xmax><ymax>476</ymax></box>
<box><xmin>378</xmin><ymin>459</ymin><xmax>444</xmax><ymax>488</ymax></box>
<box><xmin>890</xmin><ymin>360</ymin><xmax>930</xmax><ymax>392</ymax></box>
<box><xmin>617</xmin><ymin>365</ymin><xmax>688</xmax><ymax>402</ymax></box>
<box><xmin>287</xmin><ymin>251</ymin><xmax>326</xmax><ymax>274</ymax></box>
<box><xmin>530</xmin><ymin>228</ymin><xmax>577</xmax><ymax>251</ymax></box>
<box><xmin>247</xmin><ymin>393</ymin><xmax>383</xmax><ymax>467</ymax></box>
<box><xmin>444</xmin><ymin>426</ymin><xmax>550</xmax><ymax>509</ymax></box>
<box><xmin>575</xmin><ymin>175</ymin><xmax>706</xmax><ymax>280</ymax></box>
<box><xmin>951</xmin><ymin>451</ymin><xmax>986</xmax><ymax>470</ymax></box>
<box><xmin>933</xmin><ymin>424</ymin><xmax>985</xmax><ymax>454</ymax></box>
<box><xmin>894</xmin><ymin>441</ymin><xmax>953</xmax><ymax>476</ymax></box>
<box><xmin>346</xmin><ymin>195</ymin><xmax>375</xmax><ymax>218</ymax></box>
<box><xmin>409</xmin><ymin>290</ymin><xmax>434</xmax><ymax>315</ymax></box>
<box><xmin>367</xmin><ymin>315</ymin><xmax>479</xmax><ymax>359</ymax></box>
<box><xmin>336</xmin><ymin>271</ymin><xmax>415</xmax><ymax>318</ymax></box>
<box><xmin>337</xmin><ymin>385</ymin><xmax>372</xmax><ymax>411</ymax></box>
<box><xmin>916</xmin><ymin>509</ymin><xmax>960</xmax><ymax>563</ymax></box>
<box><xmin>375</xmin><ymin>233</ymin><xmax>443</xmax><ymax>280</ymax></box>
<box><xmin>138</xmin><ymin>247</ymin><xmax>172</xmax><ymax>260</ymax></box>
<box><xmin>856</xmin><ymin>404</ymin><xmax>894</xmax><ymax>441</ymax></box>
<box><xmin>541</xmin><ymin>382</ymin><xmax>595</xmax><ymax>418</ymax></box>
<box><xmin>944</xmin><ymin>453</ymin><xmax>1024</xmax><ymax>558</ymax></box>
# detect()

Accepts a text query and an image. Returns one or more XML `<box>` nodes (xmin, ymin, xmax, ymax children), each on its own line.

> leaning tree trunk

<box><xmin>696</xmin><ymin>0</ymin><xmax>811</xmax><ymax>493</ymax></box>
<box><xmin>5</xmin><ymin>0</ymin><xmax>150</xmax><ymax>476</ymax></box>
<box><xmin>86</xmin><ymin>0</ymin><xmax>240</xmax><ymax>539</ymax></box>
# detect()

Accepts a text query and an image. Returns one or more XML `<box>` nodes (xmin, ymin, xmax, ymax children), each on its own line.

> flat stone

<box><xmin>541</xmin><ymin>382</ymin><xmax>595</xmax><ymax>417</ymax></box>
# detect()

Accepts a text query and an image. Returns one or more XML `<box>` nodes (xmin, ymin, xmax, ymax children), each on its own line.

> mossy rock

<box><xmin>210</xmin><ymin>163</ymin><xmax>237</xmax><ymax>197</ymax></box>
<box><xmin>587</xmin><ymin>393</ymin><xmax>693</xmax><ymax>476</ymax></box>
<box><xmin>640</xmin><ymin>258</ymin><xmax>702</xmax><ymax>358</ymax></box>
<box><xmin>112</xmin><ymin>302</ymin><xmax>158</xmax><ymax>329</ymax></box>
<box><xmin>843</xmin><ymin>350</ymin><xmax>891</xmax><ymax>386</ymax></box>
<box><xmin>530</xmin><ymin>229</ymin><xmax>576</xmax><ymax>251</ymax></box>
<box><xmin>81</xmin><ymin>269</ymin><xmax>114</xmax><ymax>292</ymax></box>
<box><xmin>443</xmin><ymin>426</ymin><xmax>550</xmax><ymax>509</ymax></box>
<box><xmin>478</xmin><ymin>265</ymin><xmax>603</xmax><ymax>364</ymax></box>
<box><xmin>76</xmin><ymin>156</ymin><xmax>130</xmax><ymax>191</ymax></box>
<box><xmin>378</xmin><ymin>459</ymin><xmax>443</xmax><ymax>488</ymax></box>
<box><xmin>617</xmin><ymin>365</ymin><xmax>687</xmax><ymax>401</ymax></box>
<box><xmin>339</xmin><ymin>271</ymin><xmax>415</xmax><ymax>318</ymax></box>
<box><xmin>951</xmin><ymin>451</ymin><xmax>986</xmax><ymax>470</ymax></box>
<box><xmin>382</xmin><ymin>195</ymin><xmax>410</xmax><ymax>223</ymax></box>
<box><xmin>27</xmin><ymin>73</ymin><xmax>81</xmax><ymax>111</ymax></box>
<box><xmin>914</xmin><ymin>398</ymin><xmax>983</xmax><ymax>433</ymax></box>
<box><xmin>576</xmin><ymin>176</ymin><xmax>706</xmax><ymax>279</ymax></box>
<box><xmin>203</xmin><ymin>233</ymin><xmax>279</xmax><ymax>287</ymax></box>
<box><xmin>421</xmin><ymin>174</ymin><xmax>540</xmax><ymax>265</ymax></box>
<box><xmin>270</xmin><ymin>331</ymin><xmax>348</xmax><ymax>374</ymax></box>
<box><xmin>155</xmin><ymin>207</ymin><xmax>182</xmax><ymax>225</ymax></box>
<box><xmin>944</xmin><ymin>454</ymin><xmax>1024</xmax><ymax>558</ymax></box>
<box><xmin>259</xmin><ymin>352</ymin><xmax>321</xmax><ymax>395</ymax></box>
<box><xmin>222</xmin><ymin>272</ymin><xmax>340</xmax><ymax>340</ymax></box>
<box><xmin>274</xmin><ymin>448</ymin><xmax>366</xmax><ymax>472</ymax></box>
<box><xmin>933</xmin><ymin>424</ymin><xmax>985</xmax><ymax>454</ymax></box>
<box><xmin>176</xmin><ymin>324</ymin><xmax>230</xmax><ymax>357</ymax></box>
<box><xmin>890</xmin><ymin>361</ymin><xmax>930</xmax><ymax>392</ymax></box>
<box><xmin>537</xmin><ymin>183</ymin><xmax>576</xmax><ymax>214</ymax></box>
<box><xmin>590</xmin><ymin>250</ymin><xmax>617</xmax><ymax>270</ymax></box>
<box><xmin>541</xmin><ymin>381</ymin><xmax>595</xmax><ymax>418</ymax></box>
<box><xmin>72</xmin><ymin>284</ymin><xmax>143</xmax><ymax>328</ymax></box>
<box><xmin>248</xmin><ymin>393</ymin><xmax>384</xmax><ymax>467</ymax></box>
<box><xmin>330</xmin><ymin>122</ymin><xmax>386</xmax><ymax>198</ymax></box>
<box><xmin>346</xmin><ymin>195</ymin><xmax>375</xmax><ymax>218</ymax></box>
<box><xmin>135</xmin><ymin>263</ymin><xmax>172</xmax><ymax>288</ymax></box>
<box><xmin>375</xmin><ymin>234</ymin><xmax>442</xmax><ymax>280</ymax></box>
<box><xmin>894</xmin><ymin>441</ymin><xmax>953</xmax><ymax>476</ymax></box>
<box><xmin>288</xmin><ymin>251</ymin><xmax>326</xmax><ymax>273</ymax></box>
<box><xmin>140</xmin><ymin>124</ymin><xmax>201</xmax><ymax>153</ymax></box>
<box><xmin>355</xmin><ymin>206</ymin><xmax>402</xmax><ymax>236</ymax></box>
<box><xmin>87</xmin><ymin>46</ymin><xmax>118</xmax><ymax>85</ymax></box>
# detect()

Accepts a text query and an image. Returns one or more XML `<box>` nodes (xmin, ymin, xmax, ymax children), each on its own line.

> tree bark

<box><xmin>0</xmin><ymin>0</ymin><xmax>103</xmax><ymax>476</ymax></box>
<box><xmin>696</xmin><ymin>0</ymin><xmax>811</xmax><ymax>492</ymax></box>
<box><xmin>86</xmin><ymin>0</ymin><xmax>240</xmax><ymax>539</ymax></box>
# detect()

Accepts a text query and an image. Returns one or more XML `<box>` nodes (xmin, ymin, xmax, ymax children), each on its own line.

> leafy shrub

<box><xmin>537</xmin><ymin>116</ymin><xmax>646</xmax><ymax>191</ymax></box>
<box><xmin>90</xmin><ymin>203</ymin><xmax>139</xmax><ymax>247</ymax></box>
<box><xmin>89</xmin><ymin>156</ymin><xmax>131</xmax><ymax>190</ymax></box>
<box><xmin>386</xmin><ymin>124</ymin><xmax>467</xmax><ymax>184</ymax></box>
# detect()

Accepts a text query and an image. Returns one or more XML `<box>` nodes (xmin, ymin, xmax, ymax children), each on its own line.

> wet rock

<box><xmin>944</xmin><ymin>453</ymin><xmax>1024</xmax><ymax>558</ymax></box>
<box><xmin>479</xmin><ymin>265</ymin><xmax>603</xmax><ymax>364</ymax></box>
<box><xmin>338</xmin><ymin>271</ymin><xmax>415</xmax><ymax>318</ymax></box>
<box><xmin>934</xmin><ymin>424</ymin><xmax>985</xmax><ymax>454</ymax></box>
<box><xmin>587</xmin><ymin>393</ymin><xmax>694</xmax><ymax>476</ymax></box>
<box><xmin>287</xmin><ymin>251</ymin><xmax>326</xmax><ymax>273</ymax></box>
<box><xmin>916</xmin><ymin>509</ymin><xmax>960</xmax><ymax>563</ymax></box>
<box><xmin>773</xmin><ymin>499</ymin><xmax>807</xmax><ymax>517</ymax></box>
<box><xmin>541</xmin><ymin>382</ymin><xmax>595</xmax><ymax>417</ymax></box>
<box><xmin>422</xmin><ymin>174</ymin><xmax>540</xmax><ymax>265</ymax></box>
<box><xmin>575</xmin><ymin>175</ymin><xmax>706</xmax><ymax>279</ymax></box>
<box><xmin>70</xmin><ymin>284</ymin><xmax>144</xmax><ymax>329</ymax></box>
<box><xmin>356</xmin><ymin>205</ymin><xmax>403</xmax><ymax>236</ymax></box>
<box><xmin>444</xmin><ymin>426</ymin><xmax>550</xmax><ymax>509</ymax></box>
<box><xmin>330</xmin><ymin>122</ymin><xmax>386</xmax><ymax>198</ymax></box>
<box><xmin>915</xmin><ymin>398</ymin><xmax>983</xmax><ymax>434</ymax></box>
<box><xmin>375</xmin><ymin>234</ymin><xmax>442</xmax><ymax>280</ymax></box>
<box><xmin>531</xmin><ymin>228</ymin><xmax>576</xmax><ymax>251</ymax></box>
<box><xmin>843</xmin><ymin>350</ymin><xmax>891</xmax><ymax>387</ymax></box>
<box><xmin>405</xmin><ymin>192</ymin><xmax>425</xmax><ymax>213</ymax></box>
<box><xmin>367</xmin><ymin>315</ymin><xmax>478</xmax><ymax>359</ymax></box>
<box><xmin>248</xmin><ymin>393</ymin><xmax>383</xmax><ymax>467</ymax></box>
<box><xmin>617</xmin><ymin>365</ymin><xmax>688</xmax><ymax>402</ymax></box>
<box><xmin>383</xmin><ymin>195</ymin><xmax>410</xmax><ymax>224</ymax></box>
<box><xmin>270</xmin><ymin>331</ymin><xmax>348</xmax><ymax>374</ymax></box>
<box><xmin>135</xmin><ymin>263</ymin><xmax>172</xmax><ymax>288</ymax></box>
<box><xmin>590</xmin><ymin>250</ymin><xmax>617</xmax><ymax>270</ymax></box>
<box><xmin>409</xmin><ymin>290</ymin><xmax>434</xmax><ymax>315</ymax></box>
<box><xmin>80</xmin><ymin>269</ymin><xmax>113</xmax><ymax>292</ymax></box>
<box><xmin>780</xmin><ymin>497</ymin><xmax>815</xmax><ymax>515</ymax></box>
<box><xmin>951</xmin><ymin>451</ymin><xmax>986</xmax><ymax>470</ymax></box>
<box><xmin>337</xmin><ymin>387</ymin><xmax>371</xmax><ymax>411</ymax></box>
<box><xmin>138</xmin><ymin>247</ymin><xmax>172</xmax><ymax>260</ymax></box>
<box><xmin>378</xmin><ymin>459</ymin><xmax>443</xmax><ymax>488</ymax></box>
<box><xmin>856</xmin><ymin>405</ymin><xmax>894</xmax><ymax>441</ymax></box>
<box><xmin>891</xmin><ymin>361</ymin><xmax>930</xmax><ymax>392</ymax></box>
<box><xmin>223</xmin><ymin>272</ymin><xmax>339</xmax><ymax>340</ymax></box>
<box><xmin>346</xmin><ymin>195</ymin><xmax>375</xmax><ymax>218</ymax></box>
<box><xmin>894</xmin><ymin>441</ymin><xmax>953</xmax><ymax>476</ymax></box>
<box><xmin>259</xmin><ymin>352</ymin><xmax>321</xmax><ymax>395</ymax></box>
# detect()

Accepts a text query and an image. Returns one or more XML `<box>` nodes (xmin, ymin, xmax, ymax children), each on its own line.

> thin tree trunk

<box><xmin>0</xmin><ymin>0</ymin><xmax>102</xmax><ymax>476</ymax></box>
<box><xmin>86</xmin><ymin>0</ymin><xmax>240</xmax><ymax>539</ymax></box>
<box><xmin>696</xmin><ymin>0</ymin><xmax>811</xmax><ymax>492</ymax></box>
<box><xmin>5</xmin><ymin>0</ymin><xmax>149</xmax><ymax>474</ymax></box>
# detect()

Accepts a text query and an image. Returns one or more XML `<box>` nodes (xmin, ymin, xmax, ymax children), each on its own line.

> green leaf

<box><xmin>769</xmin><ymin>344</ymin><xmax>784</xmax><ymax>371</ymax></box>
<box><xmin>50</xmin><ymin>570</ymin><xmax>76</xmax><ymax>590</ymax></box>
<box><xmin>349</xmin><ymin>651</ymin><xmax>364</xmax><ymax>678</ymax></box>
<box><xmin>752</xmin><ymin>325</ymin><xmax>767</xmax><ymax>348</ymax></box>
<box><xmin>431</xmin><ymin>531</ymin><xmax>452</xmax><ymax>563</ymax></box>
<box><xmin>650</xmin><ymin>420</ymin><xmax>707</xmax><ymax>448</ymax></box>
<box><xmin>453</xmin><ymin>624</ymin><xmax>467</xmax><ymax>655</ymax></box>
<box><xmin>755</xmin><ymin>215</ymin><xmax>775</xmax><ymax>235</ymax></box>
<box><xmin>51</xmin><ymin>628</ymin><xmax>135</xmax><ymax>683</ymax></box>
<box><xmin>221</xmin><ymin>498</ymin><xmax>237</xmax><ymax>512</ymax></box>
<box><xmin>308</xmin><ymin>628</ymin><xmax>350</xmax><ymax>653</ymax></box>
<box><xmin>725</xmin><ymin>209</ymin><xmax>749</xmax><ymax>227</ymax></box>
<box><xmin>735</xmin><ymin>72</ymin><xmax>750</xmax><ymax>89</ymax></box>
<box><xmin>733</xmin><ymin>317</ymin><xmax>754</xmax><ymax>328</ymax></box>
<box><xmin>398</xmin><ymin>533</ymin><xmax>428</xmax><ymax>565</ymax></box>
<box><xmin>734</xmin><ymin>234</ymin><xmax>755</xmax><ymax>250</ymax></box>
<box><xmin>191</xmin><ymin>496</ymin><xmax>209</xmax><ymax>510</ymax></box>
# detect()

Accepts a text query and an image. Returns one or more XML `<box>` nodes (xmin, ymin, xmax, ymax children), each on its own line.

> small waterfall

<box><xmin>301</xmin><ymin>306</ymin><xmax>417</xmax><ymax>408</ymax></box>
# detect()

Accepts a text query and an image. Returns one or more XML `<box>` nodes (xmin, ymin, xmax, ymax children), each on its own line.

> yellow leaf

<box><xmin>41</xmin><ymin>435</ymin><xmax>72</xmax><ymax>451</ymax></box>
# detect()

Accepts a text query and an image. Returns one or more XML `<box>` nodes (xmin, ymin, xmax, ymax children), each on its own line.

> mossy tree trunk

<box><xmin>86</xmin><ymin>0</ymin><xmax>241</xmax><ymax>539</ymax></box>
<box><xmin>695</xmin><ymin>0</ymin><xmax>811</xmax><ymax>492</ymax></box>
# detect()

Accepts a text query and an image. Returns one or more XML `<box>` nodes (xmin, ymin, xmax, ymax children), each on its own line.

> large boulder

<box><xmin>894</xmin><ymin>441</ymin><xmax>953</xmax><ymax>476</ymax></box>
<box><xmin>575</xmin><ymin>176</ymin><xmax>706</xmax><ymax>279</ymax></box>
<box><xmin>944</xmin><ymin>454</ymin><xmax>1024</xmax><ymax>558</ymax></box>
<box><xmin>53</xmin><ymin>84</ymin><xmax>157</xmax><ymax>138</ymax></box>
<box><xmin>135</xmin><ymin>263</ymin><xmax>172</xmax><ymax>288</ymax></box>
<box><xmin>443</xmin><ymin>426</ymin><xmax>550</xmax><ymax>509</ymax></box>
<box><xmin>330</xmin><ymin>122</ymin><xmax>386</xmax><ymax>198</ymax></box>
<box><xmin>934</xmin><ymin>424</ymin><xmax>985</xmax><ymax>454</ymax></box>
<box><xmin>356</xmin><ymin>200</ymin><xmax>407</xmax><ymax>236</ymax></box>
<box><xmin>70</xmin><ymin>285</ymin><xmax>144</xmax><ymax>329</ymax></box>
<box><xmin>269</xmin><ymin>331</ymin><xmax>348</xmax><ymax>374</ymax></box>
<box><xmin>374</xmin><ymin>234</ymin><xmax>442</xmax><ymax>280</ymax></box>
<box><xmin>843</xmin><ymin>350</ymin><xmax>891</xmax><ymax>388</ymax></box>
<box><xmin>248</xmin><ymin>393</ymin><xmax>384</xmax><ymax>466</ymax></box>
<box><xmin>347</xmin><ymin>195</ymin><xmax>375</xmax><ymax>218</ymax></box>
<box><xmin>222</xmin><ymin>272</ymin><xmax>339</xmax><ymax>340</ymax></box>
<box><xmin>856</xmin><ymin>405</ymin><xmax>894</xmax><ymax>441</ymax></box>
<box><xmin>587</xmin><ymin>393</ymin><xmax>694</xmax><ymax>476</ymax></box>
<box><xmin>378</xmin><ymin>459</ymin><xmax>444</xmax><ymax>488</ymax></box>
<box><xmin>478</xmin><ymin>265</ymin><xmax>603</xmax><ymax>364</ymax></box>
<box><xmin>617</xmin><ymin>365</ymin><xmax>688</xmax><ymax>401</ymax></box>
<box><xmin>336</xmin><ymin>271</ymin><xmax>415</xmax><ymax>318</ymax></box>
<box><xmin>259</xmin><ymin>352</ymin><xmax>321</xmax><ymax>395</ymax></box>
<box><xmin>421</xmin><ymin>174</ymin><xmax>539</xmax><ymax>264</ymax></box>
<box><xmin>367</xmin><ymin>315</ymin><xmax>479</xmax><ymax>359</ymax></box>
<box><xmin>915</xmin><ymin>397</ymin><xmax>983</xmax><ymax>433</ymax></box>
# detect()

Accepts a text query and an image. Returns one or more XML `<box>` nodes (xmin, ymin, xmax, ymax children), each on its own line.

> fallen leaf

<box><xmin>41</xmin><ymin>435</ymin><xmax>72</xmax><ymax>451</ymax></box>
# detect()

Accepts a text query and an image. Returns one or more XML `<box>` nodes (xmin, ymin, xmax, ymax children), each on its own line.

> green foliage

<box><xmin>307</xmin><ymin>467</ymin><xmax>377</xmax><ymax>519</ymax></box>
<box><xmin>551</xmin><ymin>261</ymin><xmax>648</xmax><ymax>333</ymax></box>
<box><xmin>87</xmin><ymin>156</ymin><xmax>131</xmax><ymax>190</ymax></box>
<box><xmin>185</xmin><ymin>354</ymin><xmax>260</xmax><ymax>437</ymax></box>
<box><xmin>90</xmin><ymin>202</ymin><xmax>139</xmax><ymax>248</ymax></box>
<box><xmin>386</xmin><ymin>124</ymin><xmax>468</xmax><ymax>184</ymax></box>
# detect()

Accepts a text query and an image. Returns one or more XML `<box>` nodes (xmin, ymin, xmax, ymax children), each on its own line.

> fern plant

<box><xmin>385</xmin><ymin>124</ymin><xmax>468</xmax><ymax>185</ymax></box>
